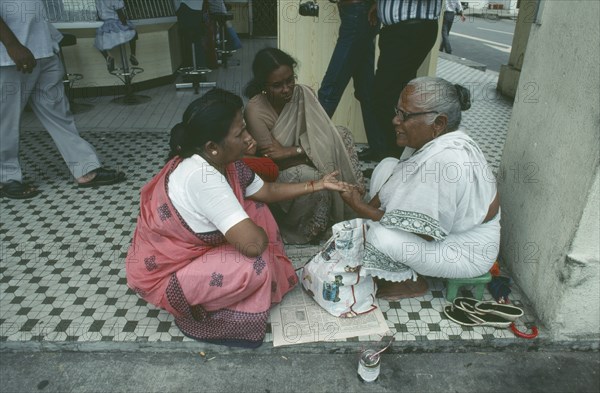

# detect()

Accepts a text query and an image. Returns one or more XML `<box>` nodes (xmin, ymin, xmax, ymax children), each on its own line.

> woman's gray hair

<box><xmin>406</xmin><ymin>77</ymin><xmax>471</xmax><ymax>132</ymax></box>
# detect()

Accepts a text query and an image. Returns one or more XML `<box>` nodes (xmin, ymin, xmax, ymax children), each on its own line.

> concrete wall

<box><xmin>499</xmin><ymin>0</ymin><xmax>600</xmax><ymax>339</ymax></box>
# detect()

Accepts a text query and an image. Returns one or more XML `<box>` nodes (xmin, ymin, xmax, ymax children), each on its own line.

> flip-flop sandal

<box><xmin>466</xmin><ymin>310</ymin><xmax>513</xmax><ymax>328</ymax></box>
<box><xmin>0</xmin><ymin>180</ymin><xmax>40</xmax><ymax>199</ymax></box>
<box><xmin>452</xmin><ymin>297</ymin><xmax>524</xmax><ymax>322</ymax></box>
<box><xmin>452</xmin><ymin>297</ymin><xmax>483</xmax><ymax>314</ymax></box>
<box><xmin>444</xmin><ymin>305</ymin><xmax>513</xmax><ymax>328</ymax></box>
<box><xmin>443</xmin><ymin>305</ymin><xmax>479</xmax><ymax>326</ymax></box>
<box><xmin>475</xmin><ymin>301</ymin><xmax>524</xmax><ymax>322</ymax></box>
<box><xmin>77</xmin><ymin>167</ymin><xmax>126</xmax><ymax>188</ymax></box>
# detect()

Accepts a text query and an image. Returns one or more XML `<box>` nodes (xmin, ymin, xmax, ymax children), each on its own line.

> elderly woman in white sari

<box><xmin>340</xmin><ymin>77</ymin><xmax>500</xmax><ymax>300</ymax></box>
<box><xmin>244</xmin><ymin>48</ymin><xmax>363</xmax><ymax>244</ymax></box>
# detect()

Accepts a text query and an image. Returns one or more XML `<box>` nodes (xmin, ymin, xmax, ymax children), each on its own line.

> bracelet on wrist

<box><xmin>304</xmin><ymin>181</ymin><xmax>315</xmax><ymax>192</ymax></box>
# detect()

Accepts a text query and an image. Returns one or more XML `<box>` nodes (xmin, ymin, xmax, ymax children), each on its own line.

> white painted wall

<box><xmin>498</xmin><ymin>0</ymin><xmax>600</xmax><ymax>339</ymax></box>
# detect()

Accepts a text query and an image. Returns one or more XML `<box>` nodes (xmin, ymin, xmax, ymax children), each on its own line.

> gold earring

<box><xmin>211</xmin><ymin>150</ymin><xmax>218</xmax><ymax>156</ymax></box>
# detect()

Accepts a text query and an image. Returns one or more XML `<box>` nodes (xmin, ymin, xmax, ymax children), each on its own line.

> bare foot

<box><xmin>76</xmin><ymin>172</ymin><xmax>96</xmax><ymax>184</ymax></box>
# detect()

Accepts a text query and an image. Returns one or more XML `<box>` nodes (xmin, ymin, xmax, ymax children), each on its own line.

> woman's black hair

<box><xmin>243</xmin><ymin>47</ymin><xmax>297</xmax><ymax>98</ymax></box>
<box><xmin>168</xmin><ymin>88</ymin><xmax>243</xmax><ymax>160</ymax></box>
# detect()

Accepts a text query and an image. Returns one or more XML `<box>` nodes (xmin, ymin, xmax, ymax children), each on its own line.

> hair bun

<box><xmin>454</xmin><ymin>84</ymin><xmax>471</xmax><ymax>111</ymax></box>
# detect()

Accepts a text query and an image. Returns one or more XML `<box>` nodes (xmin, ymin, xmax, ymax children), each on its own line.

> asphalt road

<box><xmin>1</xmin><ymin>350</ymin><xmax>599</xmax><ymax>392</ymax></box>
<box><xmin>445</xmin><ymin>16</ymin><xmax>516</xmax><ymax>72</ymax></box>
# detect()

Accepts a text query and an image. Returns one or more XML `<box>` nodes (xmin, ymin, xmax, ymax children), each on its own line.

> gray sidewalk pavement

<box><xmin>1</xmin><ymin>350</ymin><xmax>598</xmax><ymax>393</ymax></box>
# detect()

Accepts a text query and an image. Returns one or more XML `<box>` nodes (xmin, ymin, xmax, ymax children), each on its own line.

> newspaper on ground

<box><xmin>269</xmin><ymin>284</ymin><xmax>390</xmax><ymax>347</ymax></box>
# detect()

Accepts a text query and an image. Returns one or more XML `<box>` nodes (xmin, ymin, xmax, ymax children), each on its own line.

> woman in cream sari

<box><xmin>244</xmin><ymin>48</ymin><xmax>363</xmax><ymax>244</ymax></box>
<box><xmin>340</xmin><ymin>77</ymin><xmax>501</xmax><ymax>300</ymax></box>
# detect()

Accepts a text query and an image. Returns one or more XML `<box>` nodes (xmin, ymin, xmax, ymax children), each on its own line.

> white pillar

<box><xmin>498</xmin><ymin>0</ymin><xmax>600</xmax><ymax>339</ymax></box>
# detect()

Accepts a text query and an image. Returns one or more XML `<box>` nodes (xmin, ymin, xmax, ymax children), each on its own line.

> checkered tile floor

<box><xmin>0</xmin><ymin>59</ymin><xmax>538</xmax><ymax>347</ymax></box>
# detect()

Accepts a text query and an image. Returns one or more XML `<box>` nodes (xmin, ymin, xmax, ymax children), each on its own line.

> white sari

<box><xmin>363</xmin><ymin>131</ymin><xmax>500</xmax><ymax>281</ymax></box>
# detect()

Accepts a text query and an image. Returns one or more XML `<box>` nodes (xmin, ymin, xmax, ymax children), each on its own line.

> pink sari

<box><xmin>126</xmin><ymin>158</ymin><xmax>297</xmax><ymax>346</ymax></box>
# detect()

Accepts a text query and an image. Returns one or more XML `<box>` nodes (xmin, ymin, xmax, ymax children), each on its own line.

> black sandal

<box><xmin>0</xmin><ymin>180</ymin><xmax>40</xmax><ymax>199</ymax></box>
<box><xmin>77</xmin><ymin>167</ymin><xmax>126</xmax><ymax>188</ymax></box>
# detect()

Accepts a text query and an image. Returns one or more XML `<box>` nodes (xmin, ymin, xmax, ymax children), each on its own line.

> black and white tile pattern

<box><xmin>0</xmin><ymin>59</ymin><xmax>537</xmax><ymax>346</ymax></box>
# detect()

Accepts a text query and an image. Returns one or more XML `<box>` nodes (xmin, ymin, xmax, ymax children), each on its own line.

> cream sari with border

<box><xmin>245</xmin><ymin>84</ymin><xmax>363</xmax><ymax>244</ymax></box>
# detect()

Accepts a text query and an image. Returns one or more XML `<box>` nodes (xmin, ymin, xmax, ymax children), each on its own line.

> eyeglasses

<box><xmin>394</xmin><ymin>107</ymin><xmax>438</xmax><ymax>122</ymax></box>
<box><xmin>267</xmin><ymin>74</ymin><xmax>297</xmax><ymax>91</ymax></box>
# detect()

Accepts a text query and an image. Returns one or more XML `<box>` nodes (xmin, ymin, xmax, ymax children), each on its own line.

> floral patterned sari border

<box><xmin>380</xmin><ymin>209</ymin><xmax>447</xmax><ymax>241</ymax></box>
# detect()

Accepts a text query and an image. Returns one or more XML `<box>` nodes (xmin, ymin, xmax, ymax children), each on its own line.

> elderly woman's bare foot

<box><xmin>376</xmin><ymin>276</ymin><xmax>429</xmax><ymax>300</ymax></box>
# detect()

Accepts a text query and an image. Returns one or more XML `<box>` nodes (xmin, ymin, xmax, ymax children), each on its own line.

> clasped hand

<box><xmin>339</xmin><ymin>183</ymin><xmax>366</xmax><ymax>208</ymax></box>
<box><xmin>259</xmin><ymin>139</ymin><xmax>292</xmax><ymax>161</ymax></box>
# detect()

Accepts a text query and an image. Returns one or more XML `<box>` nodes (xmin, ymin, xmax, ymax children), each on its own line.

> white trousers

<box><xmin>0</xmin><ymin>55</ymin><xmax>101</xmax><ymax>183</ymax></box>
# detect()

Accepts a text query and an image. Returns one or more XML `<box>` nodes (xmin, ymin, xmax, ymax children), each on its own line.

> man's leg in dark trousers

<box><xmin>440</xmin><ymin>11</ymin><xmax>455</xmax><ymax>53</ymax></box>
<box><xmin>373</xmin><ymin>20</ymin><xmax>438</xmax><ymax>158</ymax></box>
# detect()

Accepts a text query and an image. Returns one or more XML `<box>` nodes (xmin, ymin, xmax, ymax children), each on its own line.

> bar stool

<box><xmin>175</xmin><ymin>42</ymin><xmax>216</xmax><ymax>94</ymax></box>
<box><xmin>109</xmin><ymin>43</ymin><xmax>151</xmax><ymax>105</ymax></box>
<box><xmin>211</xmin><ymin>12</ymin><xmax>237</xmax><ymax>68</ymax></box>
<box><xmin>58</xmin><ymin>34</ymin><xmax>93</xmax><ymax>113</ymax></box>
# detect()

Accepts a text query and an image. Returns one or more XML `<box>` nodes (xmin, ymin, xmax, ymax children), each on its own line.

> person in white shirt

<box><xmin>440</xmin><ymin>0</ymin><xmax>466</xmax><ymax>54</ymax></box>
<box><xmin>126</xmin><ymin>88</ymin><xmax>352</xmax><ymax>347</ymax></box>
<box><xmin>361</xmin><ymin>0</ymin><xmax>443</xmax><ymax>162</ymax></box>
<box><xmin>0</xmin><ymin>0</ymin><xmax>125</xmax><ymax>199</ymax></box>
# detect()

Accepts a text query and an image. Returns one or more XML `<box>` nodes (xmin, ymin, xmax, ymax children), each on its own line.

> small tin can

<box><xmin>357</xmin><ymin>349</ymin><xmax>381</xmax><ymax>382</ymax></box>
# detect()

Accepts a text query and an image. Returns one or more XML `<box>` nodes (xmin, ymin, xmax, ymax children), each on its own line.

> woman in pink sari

<box><xmin>126</xmin><ymin>89</ymin><xmax>351</xmax><ymax>347</ymax></box>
